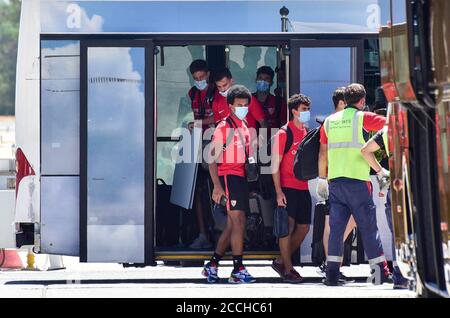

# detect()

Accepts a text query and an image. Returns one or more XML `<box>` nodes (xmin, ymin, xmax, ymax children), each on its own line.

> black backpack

<box><xmin>258</xmin><ymin>125</ymin><xmax>293</xmax><ymax>200</ymax></box>
<box><xmin>293</xmin><ymin>125</ymin><xmax>321</xmax><ymax>180</ymax></box>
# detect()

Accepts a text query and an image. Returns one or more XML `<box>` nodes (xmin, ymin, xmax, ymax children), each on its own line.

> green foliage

<box><xmin>0</xmin><ymin>0</ymin><xmax>21</xmax><ymax>115</ymax></box>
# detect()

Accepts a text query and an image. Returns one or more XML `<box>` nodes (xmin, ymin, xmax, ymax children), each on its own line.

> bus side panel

<box><xmin>14</xmin><ymin>0</ymin><xmax>41</xmax><ymax>248</ymax></box>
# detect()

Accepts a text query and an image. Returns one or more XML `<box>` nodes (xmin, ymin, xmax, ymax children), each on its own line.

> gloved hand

<box><xmin>377</xmin><ymin>168</ymin><xmax>390</xmax><ymax>195</ymax></box>
<box><xmin>377</xmin><ymin>167</ymin><xmax>390</xmax><ymax>179</ymax></box>
<box><xmin>316</xmin><ymin>177</ymin><xmax>329</xmax><ymax>200</ymax></box>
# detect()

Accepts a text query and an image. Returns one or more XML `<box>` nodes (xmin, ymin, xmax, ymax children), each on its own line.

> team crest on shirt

<box><xmin>231</xmin><ymin>200</ymin><xmax>237</xmax><ymax>207</ymax></box>
<box><xmin>268</xmin><ymin>108</ymin><xmax>275</xmax><ymax>115</ymax></box>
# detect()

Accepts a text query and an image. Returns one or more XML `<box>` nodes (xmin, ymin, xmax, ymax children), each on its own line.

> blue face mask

<box><xmin>256</xmin><ymin>80</ymin><xmax>270</xmax><ymax>92</ymax></box>
<box><xmin>194</xmin><ymin>79</ymin><xmax>208</xmax><ymax>91</ymax></box>
<box><xmin>298</xmin><ymin>110</ymin><xmax>311</xmax><ymax>123</ymax></box>
<box><xmin>234</xmin><ymin>106</ymin><xmax>249</xmax><ymax>120</ymax></box>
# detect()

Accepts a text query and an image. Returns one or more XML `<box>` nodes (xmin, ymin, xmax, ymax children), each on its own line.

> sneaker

<box><xmin>322</xmin><ymin>278</ymin><xmax>344</xmax><ymax>286</ymax></box>
<box><xmin>283</xmin><ymin>269</ymin><xmax>303</xmax><ymax>284</ymax></box>
<box><xmin>393</xmin><ymin>277</ymin><xmax>409</xmax><ymax>289</ymax></box>
<box><xmin>271</xmin><ymin>260</ymin><xmax>285</xmax><ymax>278</ymax></box>
<box><xmin>229</xmin><ymin>267</ymin><xmax>256</xmax><ymax>284</ymax></box>
<box><xmin>202</xmin><ymin>262</ymin><xmax>219</xmax><ymax>283</ymax></box>
<box><xmin>316</xmin><ymin>263</ymin><xmax>327</xmax><ymax>277</ymax></box>
<box><xmin>370</xmin><ymin>268</ymin><xmax>394</xmax><ymax>285</ymax></box>
<box><xmin>338</xmin><ymin>272</ymin><xmax>355</xmax><ymax>284</ymax></box>
<box><xmin>189</xmin><ymin>234</ymin><xmax>213</xmax><ymax>249</ymax></box>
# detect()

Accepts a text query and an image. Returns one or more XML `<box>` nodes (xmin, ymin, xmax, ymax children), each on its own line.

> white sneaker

<box><xmin>189</xmin><ymin>234</ymin><xmax>212</xmax><ymax>249</ymax></box>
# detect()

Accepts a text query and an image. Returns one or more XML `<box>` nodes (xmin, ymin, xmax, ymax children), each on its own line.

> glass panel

<box><xmin>41</xmin><ymin>0</ymin><xmax>381</xmax><ymax>34</ymax></box>
<box><xmin>87</xmin><ymin>46</ymin><xmax>145</xmax><ymax>262</ymax></box>
<box><xmin>228</xmin><ymin>46</ymin><xmax>278</xmax><ymax>93</ymax></box>
<box><xmin>299</xmin><ymin>47</ymin><xmax>353</xmax><ymax>128</ymax></box>
<box><xmin>41</xmin><ymin>176</ymin><xmax>79</xmax><ymax>256</ymax></box>
<box><xmin>156</xmin><ymin>45</ymin><xmax>205</xmax><ymax>185</ymax></box>
<box><xmin>41</xmin><ymin>40</ymin><xmax>80</xmax><ymax>175</ymax></box>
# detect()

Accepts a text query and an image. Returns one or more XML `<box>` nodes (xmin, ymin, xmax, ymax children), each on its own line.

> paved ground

<box><xmin>0</xmin><ymin>255</ymin><xmax>416</xmax><ymax>298</ymax></box>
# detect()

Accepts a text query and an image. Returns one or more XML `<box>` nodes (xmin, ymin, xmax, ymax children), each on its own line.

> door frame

<box><xmin>80</xmin><ymin>39</ymin><xmax>155</xmax><ymax>265</ymax></box>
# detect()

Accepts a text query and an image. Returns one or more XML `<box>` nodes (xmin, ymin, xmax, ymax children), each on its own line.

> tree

<box><xmin>0</xmin><ymin>0</ymin><xmax>21</xmax><ymax>115</ymax></box>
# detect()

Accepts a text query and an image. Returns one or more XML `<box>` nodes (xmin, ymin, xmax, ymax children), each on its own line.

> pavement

<box><xmin>0</xmin><ymin>254</ymin><xmax>416</xmax><ymax>298</ymax></box>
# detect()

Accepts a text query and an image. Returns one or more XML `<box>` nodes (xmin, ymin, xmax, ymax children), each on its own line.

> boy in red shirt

<box><xmin>271</xmin><ymin>94</ymin><xmax>312</xmax><ymax>283</ymax></box>
<box><xmin>202</xmin><ymin>85</ymin><xmax>256</xmax><ymax>284</ymax></box>
<box><xmin>253</xmin><ymin>66</ymin><xmax>287</xmax><ymax>131</ymax></box>
<box><xmin>212</xmin><ymin>67</ymin><xmax>267</xmax><ymax>132</ymax></box>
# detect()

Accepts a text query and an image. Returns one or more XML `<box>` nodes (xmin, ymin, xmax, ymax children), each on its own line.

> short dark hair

<box><xmin>189</xmin><ymin>59</ymin><xmax>208</xmax><ymax>75</ymax></box>
<box><xmin>227</xmin><ymin>85</ymin><xmax>252</xmax><ymax>105</ymax></box>
<box><xmin>288</xmin><ymin>94</ymin><xmax>311</xmax><ymax>118</ymax></box>
<box><xmin>213</xmin><ymin>67</ymin><xmax>232</xmax><ymax>82</ymax></box>
<box><xmin>332</xmin><ymin>87</ymin><xmax>346</xmax><ymax>109</ymax></box>
<box><xmin>344</xmin><ymin>83</ymin><xmax>366</xmax><ymax>105</ymax></box>
<box><xmin>256</xmin><ymin>66</ymin><xmax>275</xmax><ymax>80</ymax></box>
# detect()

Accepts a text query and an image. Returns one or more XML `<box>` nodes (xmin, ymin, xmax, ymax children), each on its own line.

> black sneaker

<box><xmin>316</xmin><ymin>263</ymin><xmax>327</xmax><ymax>278</ymax></box>
<box><xmin>322</xmin><ymin>278</ymin><xmax>344</xmax><ymax>286</ymax></box>
<box><xmin>370</xmin><ymin>268</ymin><xmax>394</xmax><ymax>285</ymax></box>
<box><xmin>338</xmin><ymin>272</ymin><xmax>355</xmax><ymax>284</ymax></box>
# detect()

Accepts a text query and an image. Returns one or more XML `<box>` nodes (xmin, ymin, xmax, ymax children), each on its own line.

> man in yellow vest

<box><xmin>317</xmin><ymin>83</ymin><xmax>392</xmax><ymax>286</ymax></box>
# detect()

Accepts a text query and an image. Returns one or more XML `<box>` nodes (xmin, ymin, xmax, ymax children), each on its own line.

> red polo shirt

<box><xmin>253</xmin><ymin>93</ymin><xmax>288</xmax><ymax>129</ymax></box>
<box><xmin>272</xmin><ymin>121</ymin><xmax>309</xmax><ymax>191</ymax></box>
<box><xmin>212</xmin><ymin>116</ymin><xmax>250</xmax><ymax>177</ymax></box>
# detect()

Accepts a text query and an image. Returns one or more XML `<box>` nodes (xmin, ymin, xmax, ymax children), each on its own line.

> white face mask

<box><xmin>219</xmin><ymin>88</ymin><xmax>230</xmax><ymax>97</ymax></box>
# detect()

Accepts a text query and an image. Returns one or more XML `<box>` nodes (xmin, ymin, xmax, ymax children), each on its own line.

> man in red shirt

<box><xmin>202</xmin><ymin>85</ymin><xmax>256</xmax><ymax>284</ymax></box>
<box><xmin>212</xmin><ymin>68</ymin><xmax>267</xmax><ymax>132</ymax></box>
<box><xmin>270</xmin><ymin>94</ymin><xmax>312</xmax><ymax>283</ymax></box>
<box><xmin>187</xmin><ymin>59</ymin><xmax>216</xmax><ymax>132</ymax></box>
<box><xmin>253</xmin><ymin>66</ymin><xmax>287</xmax><ymax>132</ymax></box>
<box><xmin>186</xmin><ymin>59</ymin><xmax>216</xmax><ymax>249</ymax></box>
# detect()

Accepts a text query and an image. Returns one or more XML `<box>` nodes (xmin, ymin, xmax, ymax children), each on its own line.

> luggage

<box><xmin>273</xmin><ymin>206</ymin><xmax>289</xmax><ymax>238</ymax></box>
<box><xmin>311</xmin><ymin>201</ymin><xmax>328</xmax><ymax>266</ymax></box>
<box><xmin>247</xmin><ymin>192</ymin><xmax>276</xmax><ymax>250</ymax></box>
<box><xmin>156</xmin><ymin>178</ymin><xmax>181</xmax><ymax>247</ymax></box>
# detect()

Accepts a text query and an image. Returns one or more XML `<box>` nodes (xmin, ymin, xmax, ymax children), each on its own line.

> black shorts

<box><xmin>282</xmin><ymin>188</ymin><xmax>312</xmax><ymax>225</ymax></box>
<box><xmin>219</xmin><ymin>175</ymin><xmax>249</xmax><ymax>213</ymax></box>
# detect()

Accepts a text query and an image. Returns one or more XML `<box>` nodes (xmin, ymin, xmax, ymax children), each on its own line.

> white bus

<box><xmin>11</xmin><ymin>0</ymin><xmax>394</xmax><ymax>266</ymax></box>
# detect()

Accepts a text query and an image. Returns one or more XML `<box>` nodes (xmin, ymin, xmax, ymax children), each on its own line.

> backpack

<box><xmin>311</xmin><ymin>201</ymin><xmax>328</xmax><ymax>266</ymax></box>
<box><xmin>189</xmin><ymin>85</ymin><xmax>215</xmax><ymax>119</ymax></box>
<box><xmin>258</xmin><ymin>124</ymin><xmax>293</xmax><ymax>200</ymax></box>
<box><xmin>293</xmin><ymin>125</ymin><xmax>321</xmax><ymax>180</ymax></box>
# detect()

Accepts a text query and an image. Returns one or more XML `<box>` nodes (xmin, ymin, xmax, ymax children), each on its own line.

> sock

<box><xmin>210</xmin><ymin>253</ymin><xmax>222</xmax><ymax>266</ymax></box>
<box><xmin>232</xmin><ymin>255</ymin><xmax>243</xmax><ymax>272</ymax></box>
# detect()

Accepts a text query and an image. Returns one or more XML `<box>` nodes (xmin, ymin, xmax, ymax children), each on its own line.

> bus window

<box><xmin>41</xmin><ymin>40</ymin><xmax>80</xmax><ymax>175</ymax></box>
<box><xmin>227</xmin><ymin>45</ymin><xmax>278</xmax><ymax>94</ymax></box>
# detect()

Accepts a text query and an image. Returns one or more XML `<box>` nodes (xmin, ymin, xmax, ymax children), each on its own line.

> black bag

<box><xmin>311</xmin><ymin>201</ymin><xmax>328</xmax><ymax>266</ymax></box>
<box><xmin>258</xmin><ymin>125</ymin><xmax>293</xmax><ymax>199</ymax></box>
<box><xmin>293</xmin><ymin>125</ymin><xmax>321</xmax><ymax>180</ymax></box>
<box><xmin>156</xmin><ymin>178</ymin><xmax>181</xmax><ymax>247</ymax></box>
<box><xmin>226</xmin><ymin>117</ymin><xmax>259</xmax><ymax>182</ymax></box>
<box><xmin>273</xmin><ymin>206</ymin><xmax>289</xmax><ymax>238</ymax></box>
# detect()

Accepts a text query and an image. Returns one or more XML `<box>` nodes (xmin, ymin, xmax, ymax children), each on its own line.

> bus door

<box><xmin>80</xmin><ymin>40</ymin><xmax>154</xmax><ymax>264</ymax></box>
<box><xmin>287</xmin><ymin>39</ymin><xmax>391</xmax><ymax>263</ymax></box>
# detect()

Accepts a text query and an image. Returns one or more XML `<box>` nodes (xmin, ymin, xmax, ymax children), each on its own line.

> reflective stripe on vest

<box><xmin>324</xmin><ymin>108</ymin><xmax>370</xmax><ymax>181</ymax></box>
